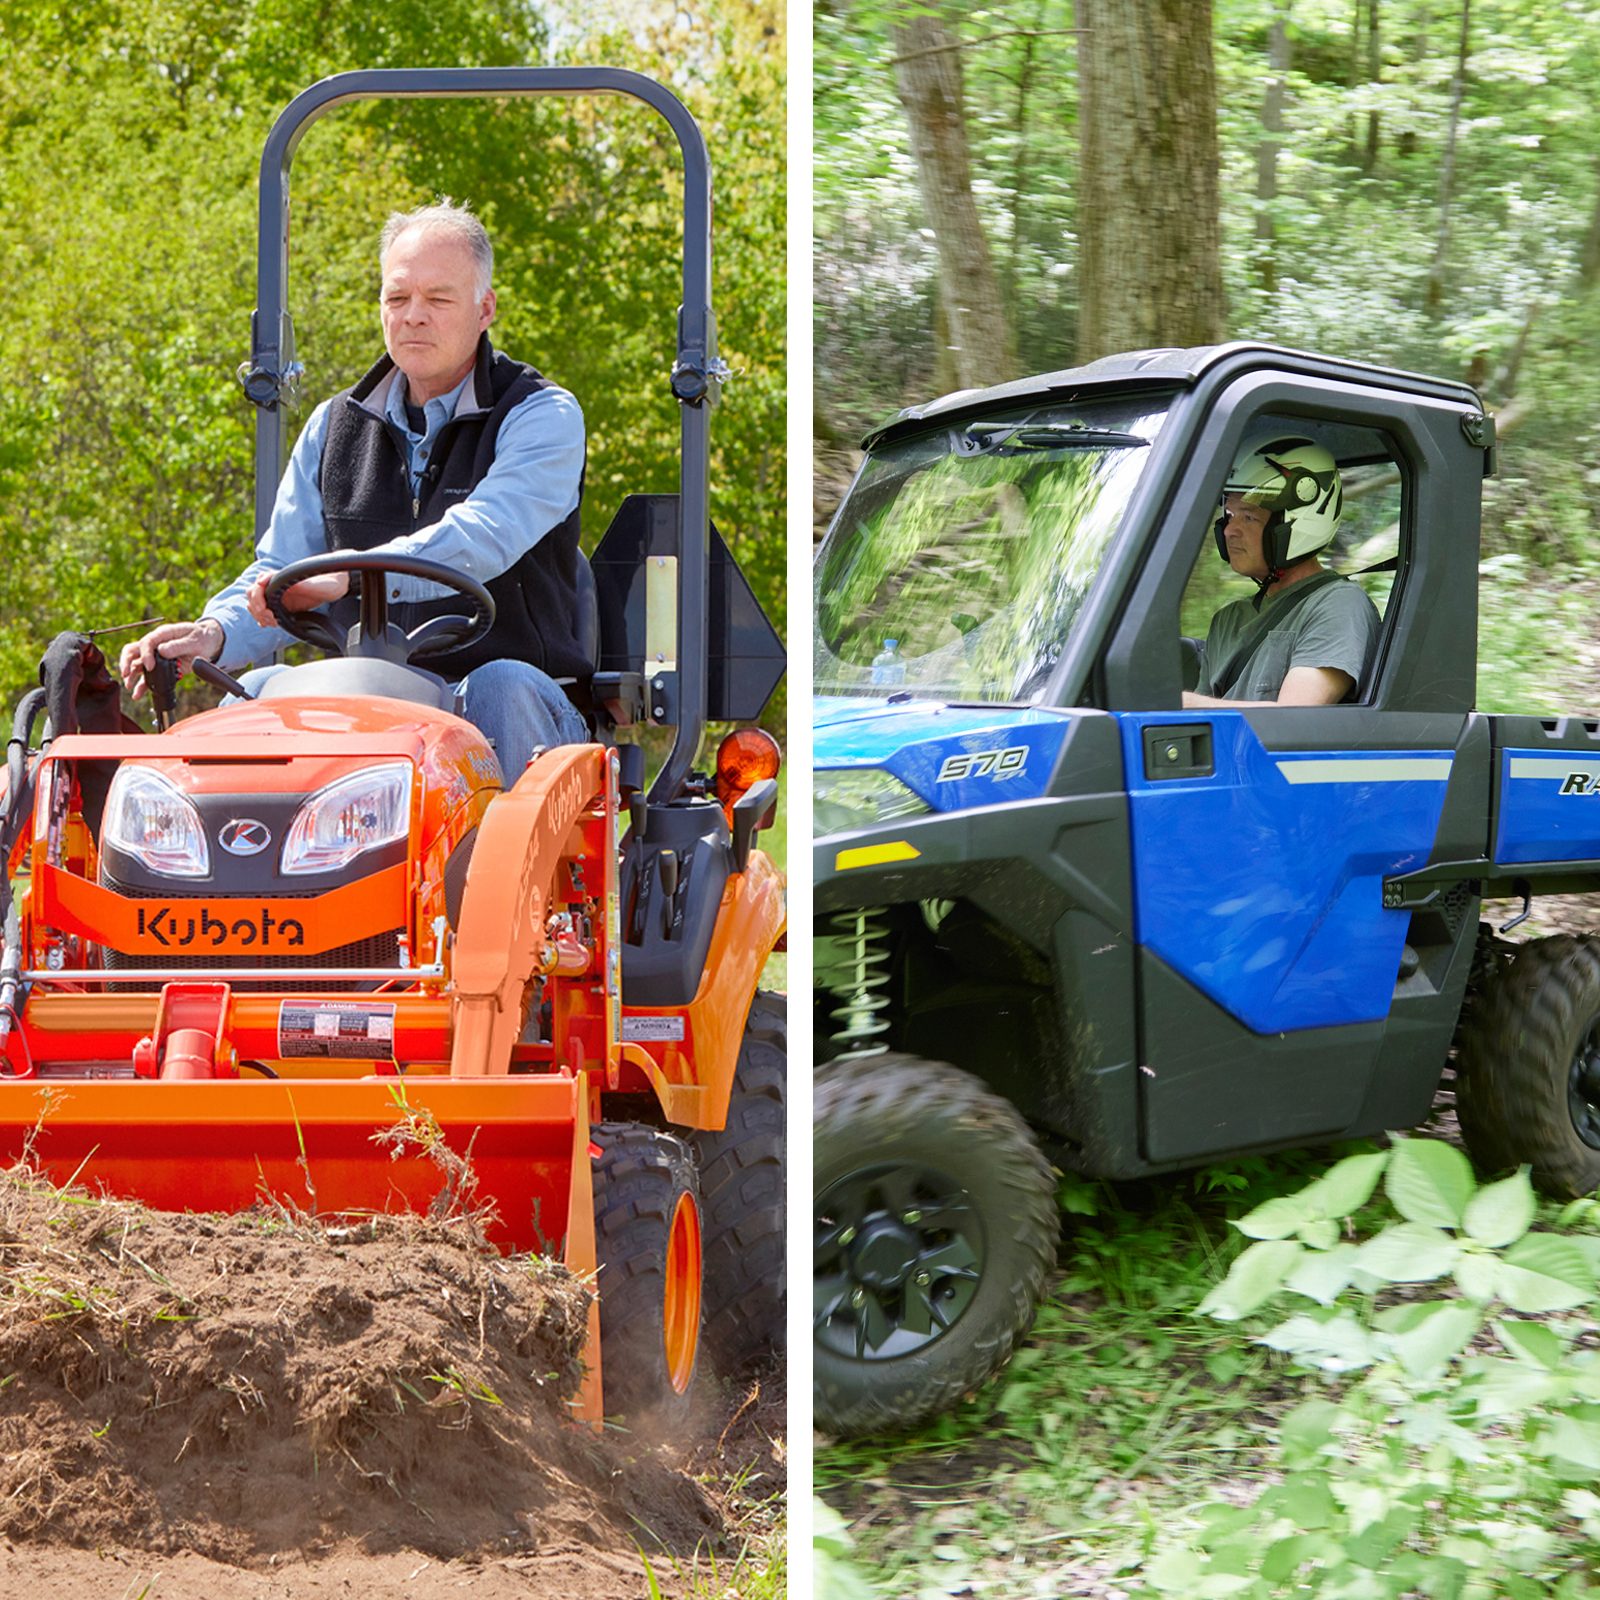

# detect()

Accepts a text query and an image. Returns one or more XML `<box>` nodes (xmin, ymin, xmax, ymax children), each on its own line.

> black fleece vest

<box><xmin>319</xmin><ymin>335</ymin><xmax>589</xmax><ymax>685</ymax></box>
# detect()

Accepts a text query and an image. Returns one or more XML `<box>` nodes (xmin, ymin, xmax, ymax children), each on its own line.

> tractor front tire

<box><xmin>814</xmin><ymin>1054</ymin><xmax>1058</xmax><ymax>1439</ymax></box>
<box><xmin>592</xmin><ymin>1124</ymin><xmax>703</xmax><ymax>1422</ymax></box>
<box><xmin>692</xmin><ymin>990</ymin><xmax>786</xmax><ymax>1373</ymax></box>
<box><xmin>1456</xmin><ymin>934</ymin><xmax>1600</xmax><ymax>1197</ymax></box>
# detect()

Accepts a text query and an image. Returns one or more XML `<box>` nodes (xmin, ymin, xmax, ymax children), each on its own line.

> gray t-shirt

<box><xmin>1199</xmin><ymin>575</ymin><xmax>1379</xmax><ymax>702</ymax></box>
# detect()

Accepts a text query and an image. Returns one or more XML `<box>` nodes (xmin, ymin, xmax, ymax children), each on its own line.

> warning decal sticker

<box><xmin>277</xmin><ymin>1001</ymin><xmax>397</xmax><ymax>1060</ymax></box>
<box><xmin>620</xmin><ymin>1015</ymin><xmax>686</xmax><ymax>1042</ymax></box>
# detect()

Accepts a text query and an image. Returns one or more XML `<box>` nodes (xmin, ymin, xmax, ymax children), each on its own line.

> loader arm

<box><xmin>450</xmin><ymin>744</ymin><xmax>615</xmax><ymax>1077</ymax></box>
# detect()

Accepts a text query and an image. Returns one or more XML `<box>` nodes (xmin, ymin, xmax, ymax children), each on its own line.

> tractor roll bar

<box><xmin>248</xmin><ymin>68</ymin><xmax>716</xmax><ymax>804</ymax></box>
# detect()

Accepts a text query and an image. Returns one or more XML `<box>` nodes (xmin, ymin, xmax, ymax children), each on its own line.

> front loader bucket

<box><xmin>0</xmin><ymin>1077</ymin><xmax>591</xmax><ymax>1255</ymax></box>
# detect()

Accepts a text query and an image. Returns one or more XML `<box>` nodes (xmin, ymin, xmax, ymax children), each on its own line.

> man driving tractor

<box><xmin>121</xmin><ymin>200</ymin><xmax>589</xmax><ymax>776</ymax></box>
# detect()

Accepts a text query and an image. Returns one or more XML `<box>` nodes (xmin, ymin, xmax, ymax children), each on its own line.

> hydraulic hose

<box><xmin>0</xmin><ymin>687</ymin><xmax>47</xmax><ymax>943</ymax></box>
<box><xmin>0</xmin><ymin>688</ymin><xmax>47</xmax><ymax>1072</ymax></box>
<box><xmin>0</xmin><ymin>899</ymin><xmax>27</xmax><ymax>1075</ymax></box>
<box><xmin>2</xmin><ymin>687</ymin><xmax>46</xmax><ymax>849</ymax></box>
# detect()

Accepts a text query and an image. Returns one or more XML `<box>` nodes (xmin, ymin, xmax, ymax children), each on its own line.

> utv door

<box><xmin>1119</xmin><ymin>705</ymin><xmax>1482</xmax><ymax>1162</ymax></box>
<box><xmin>1090</xmin><ymin>367</ymin><xmax>1492</xmax><ymax>1165</ymax></box>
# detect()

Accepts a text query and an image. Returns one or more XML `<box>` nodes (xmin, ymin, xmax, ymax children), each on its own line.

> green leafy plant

<box><xmin>1137</xmin><ymin>1137</ymin><xmax>1600</xmax><ymax>1598</ymax></box>
<box><xmin>814</xmin><ymin>1499</ymin><xmax>881</xmax><ymax>1600</ymax></box>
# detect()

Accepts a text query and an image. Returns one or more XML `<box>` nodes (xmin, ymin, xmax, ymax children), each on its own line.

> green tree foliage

<box><xmin>815</xmin><ymin>0</ymin><xmax>1078</xmax><ymax>440</ymax></box>
<box><xmin>815</xmin><ymin>0</ymin><xmax>1600</xmax><ymax>580</ymax></box>
<box><xmin>0</xmin><ymin>0</ymin><xmax>783</xmax><ymax>721</ymax></box>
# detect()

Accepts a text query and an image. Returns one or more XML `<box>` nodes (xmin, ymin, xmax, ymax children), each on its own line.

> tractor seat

<box><xmin>548</xmin><ymin>552</ymin><xmax>603</xmax><ymax>730</ymax></box>
<box><xmin>255</xmin><ymin>656</ymin><xmax>455</xmax><ymax>711</ymax></box>
<box><xmin>566</xmin><ymin>551</ymin><xmax>601</xmax><ymax>678</ymax></box>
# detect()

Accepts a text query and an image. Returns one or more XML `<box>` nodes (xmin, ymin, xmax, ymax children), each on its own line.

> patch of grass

<box><xmin>637</xmin><ymin>1498</ymin><xmax>786</xmax><ymax>1600</ymax></box>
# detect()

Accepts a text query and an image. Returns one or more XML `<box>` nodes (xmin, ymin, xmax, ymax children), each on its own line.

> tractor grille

<box><xmin>95</xmin><ymin>872</ymin><xmax>403</xmax><ymax>992</ymax></box>
<box><xmin>102</xmin><ymin>930</ymin><xmax>404</xmax><ymax>993</ymax></box>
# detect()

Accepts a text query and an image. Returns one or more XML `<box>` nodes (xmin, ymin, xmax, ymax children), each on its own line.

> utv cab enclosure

<box><xmin>813</xmin><ymin>341</ymin><xmax>1600</xmax><ymax>1435</ymax></box>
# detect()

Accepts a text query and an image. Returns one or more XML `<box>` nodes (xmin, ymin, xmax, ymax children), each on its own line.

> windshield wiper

<box><xmin>963</xmin><ymin>422</ymin><xmax>1151</xmax><ymax>452</ymax></box>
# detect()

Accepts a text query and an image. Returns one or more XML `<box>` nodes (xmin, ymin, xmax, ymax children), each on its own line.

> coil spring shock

<box><xmin>829</xmin><ymin>909</ymin><xmax>892</xmax><ymax>1056</ymax></box>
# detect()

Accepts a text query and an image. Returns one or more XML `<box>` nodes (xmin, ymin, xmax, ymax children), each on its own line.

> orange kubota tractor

<box><xmin>0</xmin><ymin>68</ymin><xmax>786</xmax><ymax>1423</ymax></box>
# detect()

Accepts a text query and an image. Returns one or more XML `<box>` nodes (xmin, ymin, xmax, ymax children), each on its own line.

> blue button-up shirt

<box><xmin>202</xmin><ymin>364</ymin><xmax>585</xmax><ymax>671</ymax></box>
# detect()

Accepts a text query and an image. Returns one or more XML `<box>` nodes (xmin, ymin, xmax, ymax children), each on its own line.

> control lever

<box><xmin>193</xmin><ymin>657</ymin><xmax>257</xmax><ymax>701</ymax></box>
<box><xmin>658</xmin><ymin>850</ymin><xmax>679</xmax><ymax>939</ymax></box>
<box><xmin>149</xmin><ymin>655</ymin><xmax>177</xmax><ymax>733</ymax></box>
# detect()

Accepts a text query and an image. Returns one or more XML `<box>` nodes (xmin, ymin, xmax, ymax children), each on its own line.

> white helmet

<box><xmin>1214</xmin><ymin>435</ymin><xmax>1343</xmax><ymax>572</ymax></box>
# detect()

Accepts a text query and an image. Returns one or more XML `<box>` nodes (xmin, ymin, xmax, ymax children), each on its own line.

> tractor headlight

<box><xmin>813</xmin><ymin>768</ymin><xmax>929</xmax><ymax>839</ymax></box>
<box><xmin>281</xmin><ymin>762</ymin><xmax>413</xmax><ymax>875</ymax></box>
<box><xmin>103</xmin><ymin>767</ymin><xmax>211</xmax><ymax>878</ymax></box>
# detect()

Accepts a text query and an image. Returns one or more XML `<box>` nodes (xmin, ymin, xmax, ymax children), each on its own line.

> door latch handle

<box><xmin>1142</xmin><ymin>724</ymin><xmax>1214</xmax><ymax>780</ymax></box>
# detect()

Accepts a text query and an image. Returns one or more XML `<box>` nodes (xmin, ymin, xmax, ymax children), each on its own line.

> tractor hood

<box><xmin>813</xmin><ymin>695</ymin><xmax>1073</xmax><ymax>838</ymax></box>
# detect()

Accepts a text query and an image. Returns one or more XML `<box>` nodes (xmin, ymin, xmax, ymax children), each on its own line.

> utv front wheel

<box><xmin>1456</xmin><ymin>934</ymin><xmax>1600</xmax><ymax>1197</ymax></box>
<box><xmin>814</xmin><ymin>1054</ymin><xmax>1058</xmax><ymax>1438</ymax></box>
<box><xmin>592</xmin><ymin>1124</ymin><xmax>703</xmax><ymax>1421</ymax></box>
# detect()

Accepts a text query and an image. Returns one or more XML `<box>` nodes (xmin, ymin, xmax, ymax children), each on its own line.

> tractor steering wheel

<box><xmin>264</xmin><ymin>551</ymin><xmax>496</xmax><ymax>665</ymax></box>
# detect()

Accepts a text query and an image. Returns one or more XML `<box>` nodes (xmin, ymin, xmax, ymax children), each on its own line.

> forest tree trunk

<box><xmin>1347</xmin><ymin>0</ymin><xmax>1362</xmax><ymax>159</ymax></box>
<box><xmin>1255</xmin><ymin>4</ymin><xmax>1290</xmax><ymax>293</ymax></box>
<box><xmin>1363</xmin><ymin>0</ymin><xmax>1382</xmax><ymax>173</ymax></box>
<box><xmin>1076</xmin><ymin>0</ymin><xmax>1227</xmax><ymax>359</ymax></box>
<box><xmin>1579</xmin><ymin>150</ymin><xmax>1600</xmax><ymax>289</ymax></box>
<box><xmin>1424</xmin><ymin>0</ymin><xmax>1471</xmax><ymax>312</ymax></box>
<box><xmin>1005</xmin><ymin>15</ymin><xmax>1041</xmax><ymax>327</ymax></box>
<box><xmin>888</xmin><ymin>3</ymin><xmax>1019</xmax><ymax>387</ymax></box>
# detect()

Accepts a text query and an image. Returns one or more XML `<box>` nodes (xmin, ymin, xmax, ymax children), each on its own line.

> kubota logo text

<box><xmin>135</xmin><ymin>906</ymin><xmax>305</xmax><ymax>948</ymax></box>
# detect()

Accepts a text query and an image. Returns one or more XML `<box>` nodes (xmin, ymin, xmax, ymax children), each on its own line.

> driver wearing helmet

<box><xmin>118</xmin><ymin>201</ymin><xmax>589</xmax><ymax>777</ymax></box>
<box><xmin>1183</xmin><ymin>435</ymin><xmax>1379</xmax><ymax>708</ymax></box>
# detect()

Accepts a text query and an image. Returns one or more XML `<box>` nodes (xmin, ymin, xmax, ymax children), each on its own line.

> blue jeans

<box><xmin>233</xmin><ymin>658</ymin><xmax>590</xmax><ymax>782</ymax></box>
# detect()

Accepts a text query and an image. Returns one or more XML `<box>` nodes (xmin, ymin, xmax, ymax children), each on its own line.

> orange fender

<box><xmin>450</xmin><ymin>745</ymin><xmax>611</xmax><ymax>1077</ymax></box>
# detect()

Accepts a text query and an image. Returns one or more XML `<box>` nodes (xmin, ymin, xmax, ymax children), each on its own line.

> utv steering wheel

<box><xmin>264</xmin><ymin>551</ymin><xmax>495</xmax><ymax>665</ymax></box>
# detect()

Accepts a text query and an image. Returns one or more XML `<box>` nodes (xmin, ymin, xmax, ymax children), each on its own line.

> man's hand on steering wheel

<box><xmin>246</xmin><ymin>571</ymin><xmax>349</xmax><ymax>628</ymax></box>
<box><xmin>262</xmin><ymin>552</ymin><xmax>495</xmax><ymax>664</ymax></box>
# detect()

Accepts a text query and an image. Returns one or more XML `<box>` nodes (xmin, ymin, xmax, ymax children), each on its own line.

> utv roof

<box><xmin>862</xmin><ymin>341</ymin><xmax>1485</xmax><ymax>450</ymax></box>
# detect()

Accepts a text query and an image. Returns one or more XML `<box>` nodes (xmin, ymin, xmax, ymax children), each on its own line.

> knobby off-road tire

<box><xmin>1449</xmin><ymin>922</ymin><xmax>1518</xmax><ymax>1058</ymax></box>
<box><xmin>1456</xmin><ymin>934</ymin><xmax>1600</xmax><ymax>1197</ymax></box>
<box><xmin>814</xmin><ymin>1054</ymin><xmax>1059</xmax><ymax>1439</ymax></box>
<box><xmin>592</xmin><ymin>1124</ymin><xmax>702</xmax><ymax>1422</ymax></box>
<box><xmin>691</xmin><ymin>990</ymin><xmax>786</xmax><ymax>1372</ymax></box>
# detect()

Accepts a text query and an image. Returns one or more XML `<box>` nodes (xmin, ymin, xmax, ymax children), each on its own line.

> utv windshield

<box><xmin>815</xmin><ymin>397</ymin><xmax>1170</xmax><ymax>702</ymax></box>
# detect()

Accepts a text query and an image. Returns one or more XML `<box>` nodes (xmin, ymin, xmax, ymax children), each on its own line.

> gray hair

<box><xmin>379</xmin><ymin>199</ymin><xmax>494</xmax><ymax>299</ymax></box>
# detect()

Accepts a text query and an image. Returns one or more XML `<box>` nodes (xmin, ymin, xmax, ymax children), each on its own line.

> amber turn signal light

<box><xmin>715</xmin><ymin>728</ymin><xmax>782</xmax><ymax>814</ymax></box>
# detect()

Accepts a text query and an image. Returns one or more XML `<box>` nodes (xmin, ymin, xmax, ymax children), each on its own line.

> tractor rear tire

<box><xmin>692</xmin><ymin>990</ymin><xmax>786</xmax><ymax>1373</ymax></box>
<box><xmin>1456</xmin><ymin>934</ymin><xmax>1600</xmax><ymax>1197</ymax></box>
<box><xmin>814</xmin><ymin>1054</ymin><xmax>1058</xmax><ymax>1439</ymax></box>
<box><xmin>592</xmin><ymin>1124</ymin><xmax>703</xmax><ymax>1422</ymax></box>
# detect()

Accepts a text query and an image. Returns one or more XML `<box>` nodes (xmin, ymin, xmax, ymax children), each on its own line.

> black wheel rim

<box><xmin>814</xmin><ymin>1161</ymin><xmax>983</xmax><ymax>1362</ymax></box>
<box><xmin>1568</xmin><ymin>1018</ymin><xmax>1600</xmax><ymax>1150</ymax></box>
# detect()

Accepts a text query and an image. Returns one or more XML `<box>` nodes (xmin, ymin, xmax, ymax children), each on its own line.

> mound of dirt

<box><xmin>0</xmin><ymin>1171</ymin><xmax>726</xmax><ymax>1586</ymax></box>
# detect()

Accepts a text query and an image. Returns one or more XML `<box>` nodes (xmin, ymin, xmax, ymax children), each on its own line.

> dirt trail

<box><xmin>0</xmin><ymin>1172</ymin><xmax>783</xmax><ymax>1598</ymax></box>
